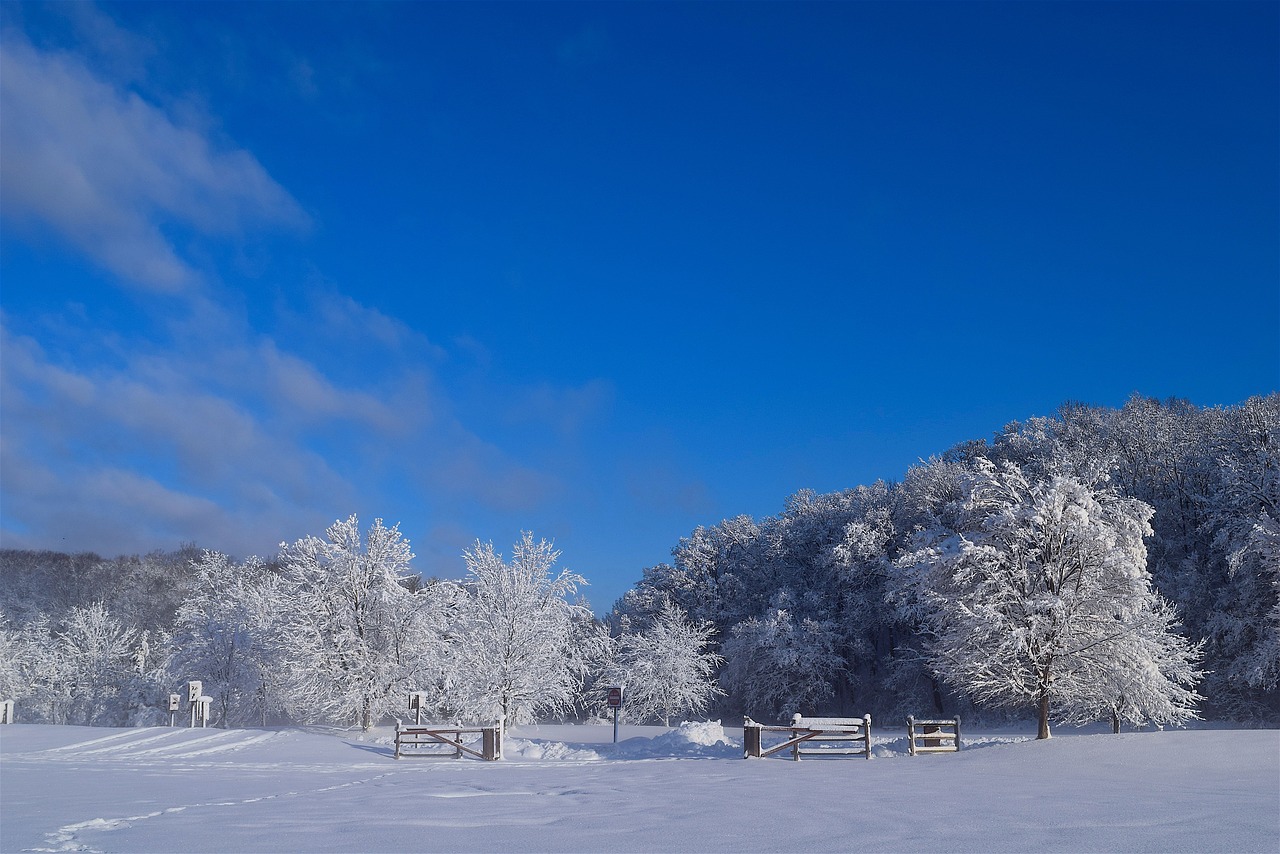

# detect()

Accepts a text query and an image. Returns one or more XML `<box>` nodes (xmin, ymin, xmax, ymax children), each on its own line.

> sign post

<box><xmin>168</xmin><ymin>693</ymin><xmax>180</xmax><ymax>727</ymax></box>
<box><xmin>408</xmin><ymin>691</ymin><xmax>427</xmax><ymax>726</ymax></box>
<box><xmin>187</xmin><ymin>681</ymin><xmax>202</xmax><ymax>728</ymax></box>
<box><xmin>606</xmin><ymin>686</ymin><xmax>623</xmax><ymax>744</ymax></box>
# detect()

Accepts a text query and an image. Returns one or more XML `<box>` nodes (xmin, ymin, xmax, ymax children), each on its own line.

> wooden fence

<box><xmin>394</xmin><ymin>722</ymin><xmax>502</xmax><ymax>761</ymax></box>
<box><xmin>906</xmin><ymin>716</ymin><xmax>960</xmax><ymax>755</ymax></box>
<box><xmin>743</xmin><ymin>714</ymin><xmax>873</xmax><ymax>760</ymax></box>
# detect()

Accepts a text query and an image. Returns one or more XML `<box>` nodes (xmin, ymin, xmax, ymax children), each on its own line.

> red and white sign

<box><xmin>606</xmin><ymin>686</ymin><xmax>623</xmax><ymax>708</ymax></box>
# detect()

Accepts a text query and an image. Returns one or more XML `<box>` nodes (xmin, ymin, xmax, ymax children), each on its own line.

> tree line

<box><xmin>0</xmin><ymin>523</ymin><xmax>720</xmax><ymax>730</ymax></box>
<box><xmin>615</xmin><ymin>394</ymin><xmax>1278</xmax><ymax>728</ymax></box>
<box><xmin>1</xmin><ymin>393</ymin><xmax>1276</xmax><ymax>733</ymax></box>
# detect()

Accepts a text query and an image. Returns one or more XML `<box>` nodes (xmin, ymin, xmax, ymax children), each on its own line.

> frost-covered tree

<box><xmin>902</xmin><ymin>462</ymin><xmax>1203</xmax><ymax>738</ymax></box>
<box><xmin>277</xmin><ymin>516</ymin><xmax>423</xmax><ymax>730</ymax></box>
<box><xmin>0</xmin><ymin>618</ymin><xmax>31</xmax><ymax>711</ymax></box>
<box><xmin>451</xmin><ymin>533</ymin><xmax>592</xmax><ymax>724</ymax></box>
<box><xmin>10</xmin><ymin>616</ymin><xmax>70</xmax><ymax>723</ymax></box>
<box><xmin>1212</xmin><ymin>512</ymin><xmax>1280</xmax><ymax>692</ymax></box>
<box><xmin>57</xmin><ymin>602</ymin><xmax>142</xmax><ymax>726</ymax></box>
<box><xmin>720</xmin><ymin>597</ymin><xmax>845</xmax><ymax>719</ymax></box>
<box><xmin>393</xmin><ymin>577</ymin><xmax>468</xmax><ymax>722</ymax></box>
<box><xmin>606</xmin><ymin>604</ymin><xmax>723</xmax><ymax>725</ymax></box>
<box><xmin>170</xmin><ymin>551</ymin><xmax>288</xmax><ymax>727</ymax></box>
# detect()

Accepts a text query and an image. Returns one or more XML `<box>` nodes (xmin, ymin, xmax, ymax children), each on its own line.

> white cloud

<box><xmin>428</xmin><ymin>434</ymin><xmax>562</xmax><ymax>513</ymax></box>
<box><xmin>257</xmin><ymin>340</ymin><xmax>405</xmax><ymax>433</ymax></box>
<box><xmin>505</xmin><ymin>379</ymin><xmax>615</xmax><ymax>436</ymax></box>
<box><xmin>59</xmin><ymin>2</ymin><xmax>155</xmax><ymax>84</ymax></box>
<box><xmin>0</xmin><ymin>318</ymin><xmax>354</xmax><ymax>556</ymax></box>
<box><xmin>625</xmin><ymin>461</ymin><xmax>715</xmax><ymax>518</ymax></box>
<box><xmin>0</xmin><ymin>295</ymin><xmax>597</xmax><ymax>559</ymax></box>
<box><xmin>0</xmin><ymin>27</ymin><xmax>306</xmax><ymax>292</ymax></box>
<box><xmin>0</xmin><ymin>12</ymin><xmax>618</xmax><ymax>562</ymax></box>
<box><xmin>306</xmin><ymin>290</ymin><xmax>447</xmax><ymax>360</ymax></box>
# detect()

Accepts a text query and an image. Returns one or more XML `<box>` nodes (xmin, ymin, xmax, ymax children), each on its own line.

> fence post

<box><xmin>743</xmin><ymin>718</ymin><xmax>762</xmax><ymax>758</ymax></box>
<box><xmin>483</xmin><ymin>726</ymin><xmax>498</xmax><ymax>761</ymax></box>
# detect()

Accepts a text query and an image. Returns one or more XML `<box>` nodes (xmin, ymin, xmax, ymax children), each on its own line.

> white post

<box><xmin>408</xmin><ymin>691</ymin><xmax>429</xmax><ymax>726</ymax></box>
<box><xmin>187</xmin><ymin>681</ymin><xmax>202</xmax><ymax>728</ymax></box>
<box><xmin>0</xmin><ymin>700</ymin><xmax>14</xmax><ymax>724</ymax></box>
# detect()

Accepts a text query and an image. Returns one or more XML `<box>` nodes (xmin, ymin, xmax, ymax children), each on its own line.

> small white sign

<box><xmin>187</xmin><ymin>681</ymin><xmax>202</xmax><ymax>703</ymax></box>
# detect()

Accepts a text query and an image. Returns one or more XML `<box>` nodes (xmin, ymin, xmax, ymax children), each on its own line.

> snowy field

<box><xmin>1</xmin><ymin>721</ymin><xmax>1277</xmax><ymax>853</ymax></box>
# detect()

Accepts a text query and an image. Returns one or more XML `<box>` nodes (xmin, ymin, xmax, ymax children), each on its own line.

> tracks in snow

<box><xmin>9</xmin><ymin>727</ymin><xmax>288</xmax><ymax>763</ymax></box>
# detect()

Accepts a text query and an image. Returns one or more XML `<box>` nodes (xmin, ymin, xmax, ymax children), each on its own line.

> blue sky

<box><xmin>2</xmin><ymin>1</ymin><xmax>1277</xmax><ymax>611</ymax></box>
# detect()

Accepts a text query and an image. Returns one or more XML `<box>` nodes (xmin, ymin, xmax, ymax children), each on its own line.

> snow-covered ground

<box><xmin>1</xmin><ymin>721</ymin><xmax>1276</xmax><ymax>853</ymax></box>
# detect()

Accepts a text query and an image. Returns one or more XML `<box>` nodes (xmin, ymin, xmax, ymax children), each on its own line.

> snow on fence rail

<box><xmin>906</xmin><ymin>716</ymin><xmax>961</xmax><ymax>755</ymax></box>
<box><xmin>394</xmin><ymin>722</ymin><xmax>503</xmax><ymax>761</ymax></box>
<box><xmin>743</xmin><ymin>714</ymin><xmax>873</xmax><ymax>760</ymax></box>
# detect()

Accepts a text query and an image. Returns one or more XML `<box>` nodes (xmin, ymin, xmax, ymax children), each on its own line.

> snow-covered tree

<box><xmin>1213</xmin><ymin>512</ymin><xmax>1280</xmax><ymax>692</ymax></box>
<box><xmin>902</xmin><ymin>462</ymin><xmax>1203</xmax><ymax>738</ymax></box>
<box><xmin>451</xmin><ymin>533</ymin><xmax>592</xmax><ymax>724</ymax></box>
<box><xmin>9</xmin><ymin>616</ymin><xmax>69</xmax><ymax>723</ymax></box>
<box><xmin>396</xmin><ymin>577</ymin><xmax>468</xmax><ymax>722</ymax></box>
<box><xmin>0</xmin><ymin>618</ymin><xmax>31</xmax><ymax>711</ymax></box>
<box><xmin>170</xmin><ymin>551</ymin><xmax>287</xmax><ymax>727</ymax></box>
<box><xmin>605</xmin><ymin>604</ymin><xmax>723</xmax><ymax>725</ymax></box>
<box><xmin>720</xmin><ymin>598</ymin><xmax>845</xmax><ymax>719</ymax></box>
<box><xmin>57</xmin><ymin>602</ymin><xmax>142</xmax><ymax>726</ymax></box>
<box><xmin>277</xmin><ymin>515</ymin><xmax>423</xmax><ymax>730</ymax></box>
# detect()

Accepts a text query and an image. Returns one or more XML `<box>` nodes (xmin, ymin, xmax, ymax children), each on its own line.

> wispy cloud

<box><xmin>0</xmin><ymin>295</ymin><xmax>595</xmax><ymax>557</ymax></box>
<box><xmin>0</xmin><ymin>317</ymin><xmax>354</xmax><ymax>555</ymax></box>
<box><xmin>426</xmin><ymin>430</ymin><xmax>563</xmax><ymax>514</ymax></box>
<box><xmin>256</xmin><ymin>340</ymin><xmax>406</xmax><ymax>433</ymax></box>
<box><xmin>505</xmin><ymin>379</ymin><xmax>615</xmax><ymax>437</ymax></box>
<box><xmin>0</xmin><ymin>8</ymin><xmax>626</xmax><ymax>567</ymax></box>
<box><xmin>0</xmin><ymin>26</ymin><xmax>306</xmax><ymax>292</ymax></box>
<box><xmin>625</xmin><ymin>461</ymin><xmax>715</xmax><ymax>518</ymax></box>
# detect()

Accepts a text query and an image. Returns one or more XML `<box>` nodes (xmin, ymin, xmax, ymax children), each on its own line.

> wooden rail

<box><xmin>743</xmin><ymin>714</ymin><xmax>872</xmax><ymax>760</ymax></box>
<box><xmin>394</xmin><ymin>722</ymin><xmax>502</xmax><ymax>761</ymax></box>
<box><xmin>906</xmin><ymin>716</ymin><xmax>961</xmax><ymax>755</ymax></box>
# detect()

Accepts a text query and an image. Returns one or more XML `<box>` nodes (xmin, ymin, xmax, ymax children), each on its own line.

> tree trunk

<box><xmin>361</xmin><ymin>696</ymin><xmax>372</xmax><ymax>732</ymax></box>
<box><xmin>1112</xmin><ymin>708</ymin><xmax>1121</xmax><ymax>734</ymax></box>
<box><xmin>1037</xmin><ymin>692</ymin><xmax>1051</xmax><ymax>739</ymax></box>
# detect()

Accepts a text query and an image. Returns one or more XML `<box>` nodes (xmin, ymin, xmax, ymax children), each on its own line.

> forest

<box><xmin>2</xmin><ymin>394</ymin><xmax>1276</xmax><ymax>732</ymax></box>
